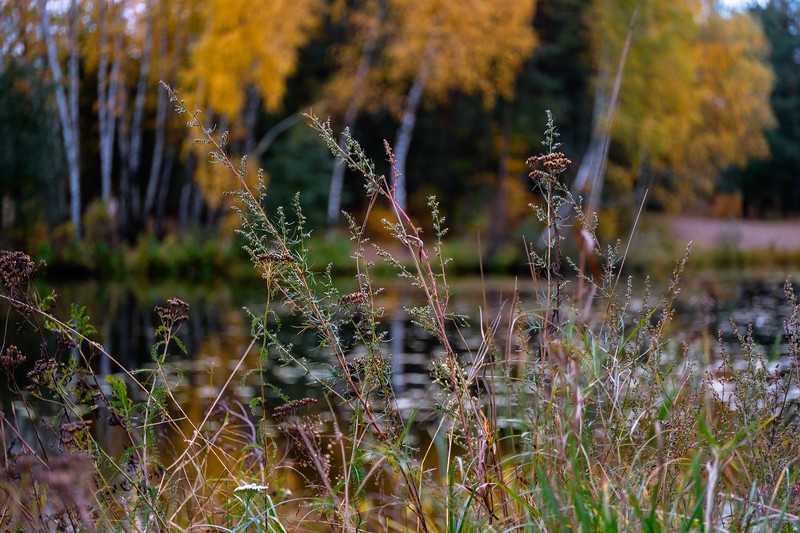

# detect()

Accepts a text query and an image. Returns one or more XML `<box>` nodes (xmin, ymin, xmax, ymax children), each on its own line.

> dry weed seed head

<box><xmin>527</xmin><ymin>152</ymin><xmax>572</xmax><ymax>181</ymax></box>
<box><xmin>258</xmin><ymin>251</ymin><xmax>296</xmax><ymax>264</ymax></box>
<box><xmin>277</xmin><ymin>412</ymin><xmax>330</xmax><ymax>488</ymax></box>
<box><xmin>0</xmin><ymin>250</ymin><xmax>38</xmax><ymax>313</ymax></box>
<box><xmin>272</xmin><ymin>397</ymin><xmax>318</xmax><ymax>421</ymax></box>
<box><xmin>154</xmin><ymin>297</ymin><xmax>190</xmax><ymax>323</ymax></box>
<box><xmin>340</xmin><ymin>291</ymin><xmax>367</xmax><ymax>306</ymax></box>
<box><xmin>0</xmin><ymin>345</ymin><xmax>26</xmax><ymax>368</ymax></box>
<box><xmin>27</xmin><ymin>357</ymin><xmax>58</xmax><ymax>385</ymax></box>
<box><xmin>59</xmin><ymin>420</ymin><xmax>92</xmax><ymax>445</ymax></box>
<box><xmin>55</xmin><ymin>333</ymin><xmax>78</xmax><ymax>358</ymax></box>
<box><xmin>273</xmin><ymin>398</ymin><xmax>331</xmax><ymax>490</ymax></box>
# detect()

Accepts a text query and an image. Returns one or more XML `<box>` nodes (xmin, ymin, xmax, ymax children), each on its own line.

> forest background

<box><xmin>0</xmin><ymin>0</ymin><xmax>798</xmax><ymax>278</ymax></box>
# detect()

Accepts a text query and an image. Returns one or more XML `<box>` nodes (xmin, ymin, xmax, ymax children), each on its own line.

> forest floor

<box><xmin>661</xmin><ymin>215</ymin><xmax>800</xmax><ymax>250</ymax></box>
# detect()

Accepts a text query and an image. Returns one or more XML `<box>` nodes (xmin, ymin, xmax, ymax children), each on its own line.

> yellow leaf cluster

<box><xmin>592</xmin><ymin>0</ymin><xmax>701</xmax><ymax>171</ymax></box>
<box><xmin>590</xmin><ymin>0</ymin><xmax>775</xmax><ymax>205</ymax></box>
<box><xmin>185</xmin><ymin>0</ymin><xmax>324</xmax><ymax>118</ymax></box>
<box><xmin>189</xmin><ymin>143</ymin><xmax>263</xmax><ymax>209</ymax></box>
<box><xmin>328</xmin><ymin>0</ymin><xmax>537</xmax><ymax>115</ymax></box>
<box><xmin>0</xmin><ymin>2</ymin><xmax>46</xmax><ymax>71</ymax></box>
<box><xmin>687</xmin><ymin>11</ymin><xmax>775</xmax><ymax>173</ymax></box>
<box><xmin>384</xmin><ymin>0</ymin><xmax>537</xmax><ymax>107</ymax></box>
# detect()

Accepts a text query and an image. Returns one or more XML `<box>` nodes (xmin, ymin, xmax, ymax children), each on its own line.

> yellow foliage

<box><xmin>592</xmin><ymin>0</ymin><xmax>701</xmax><ymax>171</ymax></box>
<box><xmin>710</xmin><ymin>192</ymin><xmax>743</xmax><ymax>218</ymax></box>
<box><xmin>328</xmin><ymin>0</ymin><xmax>537</xmax><ymax>115</ymax></box>
<box><xmin>385</xmin><ymin>0</ymin><xmax>537</xmax><ymax>107</ymax></box>
<box><xmin>185</xmin><ymin>0</ymin><xmax>324</xmax><ymax>117</ymax></box>
<box><xmin>687</xmin><ymin>11</ymin><xmax>775</xmax><ymax>173</ymax></box>
<box><xmin>589</xmin><ymin>0</ymin><xmax>775</xmax><ymax>205</ymax></box>
<box><xmin>190</xmin><ymin>153</ymin><xmax>231</xmax><ymax>210</ymax></box>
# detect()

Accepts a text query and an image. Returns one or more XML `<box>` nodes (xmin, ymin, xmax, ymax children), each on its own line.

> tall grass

<box><xmin>0</xmin><ymin>95</ymin><xmax>798</xmax><ymax>531</ymax></box>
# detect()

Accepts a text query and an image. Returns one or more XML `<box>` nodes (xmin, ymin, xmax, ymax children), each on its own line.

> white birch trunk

<box><xmin>117</xmin><ymin>82</ymin><xmax>132</xmax><ymax>235</ymax></box>
<box><xmin>154</xmin><ymin>148</ymin><xmax>175</xmax><ymax>234</ymax></box>
<box><xmin>143</xmin><ymin>74</ymin><xmax>166</xmax><ymax>216</ymax></box>
<box><xmin>97</xmin><ymin>0</ymin><xmax>111</xmax><ymax>202</ymax></box>
<box><xmin>144</xmin><ymin>15</ymin><xmax>169</xmax><ymax>216</ymax></box>
<box><xmin>573</xmin><ymin>0</ymin><xmax>640</xmax><ymax>216</ymax></box>
<box><xmin>97</xmin><ymin>1</ymin><xmax>121</xmax><ymax>203</ymax></box>
<box><xmin>152</xmin><ymin>5</ymin><xmax>187</xmax><ymax>228</ymax></box>
<box><xmin>538</xmin><ymin>0</ymin><xmax>642</xmax><ymax>248</ymax></box>
<box><xmin>393</xmin><ymin>67</ymin><xmax>426</xmax><ymax>212</ymax></box>
<box><xmin>327</xmin><ymin>0</ymin><xmax>386</xmax><ymax>228</ymax></box>
<box><xmin>39</xmin><ymin>0</ymin><xmax>82</xmax><ymax>240</ymax></box>
<box><xmin>251</xmin><ymin>113</ymin><xmax>301</xmax><ymax>161</ymax></box>
<box><xmin>126</xmin><ymin>0</ymin><xmax>155</xmax><ymax>222</ymax></box>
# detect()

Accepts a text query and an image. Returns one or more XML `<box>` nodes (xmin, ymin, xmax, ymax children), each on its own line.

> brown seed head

<box><xmin>0</xmin><ymin>345</ymin><xmax>26</xmax><ymax>368</ymax></box>
<box><xmin>155</xmin><ymin>298</ymin><xmax>190</xmax><ymax>323</ymax></box>
<box><xmin>527</xmin><ymin>151</ymin><xmax>572</xmax><ymax>179</ymax></box>
<box><xmin>272</xmin><ymin>397</ymin><xmax>317</xmax><ymax>421</ymax></box>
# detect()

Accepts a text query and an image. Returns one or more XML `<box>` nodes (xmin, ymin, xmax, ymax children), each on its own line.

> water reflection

<box><xmin>5</xmin><ymin>273</ymin><xmax>796</xmax><ymax>451</ymax></box>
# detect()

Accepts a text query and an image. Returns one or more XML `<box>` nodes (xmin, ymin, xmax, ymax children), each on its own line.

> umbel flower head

<box><xmin>154</xmin><ymin>298</ymin><xmax>190</xmax><ymax>324</ymax></box>
<box><xmin>527</xmin><ymin>152</ymin><xmax>572</xmax><ymax>182</ymax></box>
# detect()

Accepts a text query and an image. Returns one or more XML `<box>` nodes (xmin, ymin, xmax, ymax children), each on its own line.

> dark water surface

<box><xmin>4</xmin><ymin>270</ymin><xmax>800</xmax><ymax>457</ymax></box>
<box><xmin>46</xmin><ymin>271</ymin><xmax>800</xmax><ymax>398</ymax></box>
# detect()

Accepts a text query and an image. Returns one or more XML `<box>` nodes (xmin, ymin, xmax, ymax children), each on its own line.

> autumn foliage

<box><xmin>0</xmin><ymin>0</ymin><xmax>785</xmax><ymax>246</ymax></box>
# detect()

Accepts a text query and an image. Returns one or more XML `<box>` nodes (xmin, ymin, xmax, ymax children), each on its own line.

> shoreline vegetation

<box><xmin>1</xmin><ymin>111</ymin><xmax>799</xmax><ymax>531</ymax></box>
<box><xmin>25</xmin><ymin>216</ymin><xmax>800</xmax><ymax>284</ymax></box>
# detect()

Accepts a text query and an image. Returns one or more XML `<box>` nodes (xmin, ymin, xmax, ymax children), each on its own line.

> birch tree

<box><xmin>372</xmin><ymin>0</ymin><xmax>537</xmax><ymax>211</ymax></box>
<box><xmin>38</xmin><ymin>0</ymin><xmax>82</xmax><ymax>239</ymax></box>
<box><xmin>577</xmin><ymin>0</ymin><xmax>775</xmax><ymax>214</ymax></box>
<box><xmin>326</xmin><ymin>0</ymin><xmax>387</xmax><ymax>228</ymax></box>
<box><xmin>95</xmin><ymin>0</ymin><xmax>124</xmax><ymax>204</ymax></box>
<box><xmin>181</xmin><ymin>0</ymin><xmax>323</xmax><ymax>208</ymax></box>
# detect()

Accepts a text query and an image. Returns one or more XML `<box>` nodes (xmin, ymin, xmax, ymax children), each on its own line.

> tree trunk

<box><xmin>151</xmin><ymin>2</ymin><xmax>186</xmax><ymax>233</ymax></box>
<box><xmin>191</xmin><ymin>182</ymin><xmax>203</xmax><ymax>227</ymax></box>
<box><xmin>155</xmin><ymin>148</ymin><xmax>175</xmax><ymax>236</ymax></box>
<box><xmin>144</xmin><ymin>14</ymin><xmax>169</xmax><ymax>217</ymax></box>
<box><xmin>115</xmin><ymin>2</ymin><xmax>154</xmax><ymax>240</ymax></box>
<box><xmin>117</xmin><ymin>87</ymin><xmax>133</xmax><ymax>239</ymax></box>
<box><xmin>39</xmin><ymin>0</ymin><xmax>82</xmax><ymax>240</ymax></box>
<box><xmin>143</xmin><ymin>74</ymin><xmax>166</xmax><ymax>217</ymax></box>
<box><xmin>327</xmin><ymin>0</ymin><xmax>386</xmax><ymax>228</ymax></box>
<box><xmin>485</xmin><ymin>100</ymin><xmax>513</xmax><ymax>263</ymax></box>
<box><xmin>242</xmin><ymin>84</ymin><xmax>259</xmax><ymax>155</ymax></box>
<box><xmin>393</xmin><ymin>66</ymin><xmax>427</xmax><ymax>212</ymax></box>
<box><xmin>126</xmin><ymin>0</ymin><xmax>155</xmax><ymax>227</ymax></box>
<box><xmin>179</xmin><ymin>152</ymin><xmax>197</xmax><ymax>230</ymax></box>
<box><xmin>96</xmin><ymin>0</ymin><xmax>114</xmax><ymax>203</ymax></box>
<box><xmin>538</xmin><ymin>0</ymin><xmax>641</xmax><ymax>250</ymax></box>
<box><xmin>574</xmin><ymin>0</ymin><xmax>640</xmax><ymax>216</ymax></box>
<box><xmin>571</xmin><ymin>81</ymin><xmax>608</xmax><ymax>204</ymax></box>
<box><xmin>179</xmin><ymin>179</ymin><xmax>191</xmax><ymax>230</ymax></box>
<box><xmin>106</xmin><ymin>30</ymin><xmax>123</xmax><ymax>201</ymax></box>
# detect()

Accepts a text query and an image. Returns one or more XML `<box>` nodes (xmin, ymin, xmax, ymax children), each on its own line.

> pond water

<box><xmin>4</xmin><ymin>268</ymin><xmax>800</xmax><ymax>458</ymax></box>
<box><xmin>54</xmin><ymin>270</ymin><xmax>800</xmax><ymax>391</ymax></box>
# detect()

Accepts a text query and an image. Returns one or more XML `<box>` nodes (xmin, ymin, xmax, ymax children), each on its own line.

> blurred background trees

<box><xmin>0</xmin><ymin>0</ymin><xmax>792</xmax><ymax>252</ymax></box>
<box><xmin>723</xmin><ymin>0</ymin><xmax>800</xmax><ymax>218</ymax></box>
